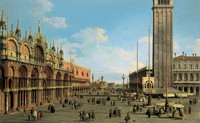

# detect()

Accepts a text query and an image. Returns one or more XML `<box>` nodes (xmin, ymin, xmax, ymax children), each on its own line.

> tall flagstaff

<box><xmin>137</xmin><ymin>40</ymin><xmax>139</xmax><ymax>93</ymax></box>
<box><xmin>166</xmin><ymin>0</ymin><xmax>168</xmax><ymax>98</ymax></box>
<box><xmin>148</xmin><ymin>25</ymin><xmax>151</xmax><ymax>95</ymax></box>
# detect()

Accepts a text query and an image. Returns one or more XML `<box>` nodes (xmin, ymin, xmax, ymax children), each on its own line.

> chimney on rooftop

<box><xmin>195</xmin><ymin>53</ymin><xmax>197</xmax><ymax>56</ymax></box>
<box><xmin>192</xmin><ymin>54</ymin><xmax>194</xmax><ymax>56</ymax></box>
<box><xmin>174</xmin><ymin>53</ymin><xmax>176</xmax><ymax>57</ymax></box>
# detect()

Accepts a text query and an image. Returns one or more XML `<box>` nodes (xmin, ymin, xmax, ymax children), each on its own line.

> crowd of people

<box><xmin>17</xmin><ymin>90</ymin><xmax>199</xmax><ymax>122</ymax></box>
<box><xmin>109</xmin><ymin>107</ymin><xmax>121</xmax><ymax>119</ymax></box>
<box><xmin>87</xmin><ymin>97</ymin><xmax>107</xmax><ymax>105</ymax></box>
<box><xmin>79</xmin><ymin>110</ymin><xmax>95</xmax><ymax>121</ymax></box>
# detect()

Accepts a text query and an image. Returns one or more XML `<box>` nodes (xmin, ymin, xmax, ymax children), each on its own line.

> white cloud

<box><xmin>54</xmin><ymin>27</ymin><xmax>145</xmax><ymax>83</ymax></box>
<box><xmin>30</xmin><ymin>0</ymin><xmax>67</xmax><ymax>28</ymax></box>
<box><xmin>173</xmin><ymin>41</ymin><xmax>180</xmax><ymax>52</ymax></box>
<box><xmin>72</xmin><ymin>27</ymin><xmax>108</xmax><ymax>44</ymax></box>
<box><xmin>53</xmin><ymin>38</ymin><xmax>81</xmax><ymax>61</ymax></box>
<box><xmin>138</xmin><ymin>36</ymin><xmax>153</xmax><ymax>44</ymax></box>
<box><xmin>31</xmin><ymin>0</ymin><xmax>54</xmax><ymax>17</ymax></box>
<box><xmin>44</xmin><ymin>17</ymin><xmax>67</xmax><ymax>28</ymax></box>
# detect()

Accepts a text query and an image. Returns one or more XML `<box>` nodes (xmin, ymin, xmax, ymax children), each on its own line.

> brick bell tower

<box><xmin>152</xmin><ymin>0</ymin><xmax>174</xmax><ymax>88</ymax></box>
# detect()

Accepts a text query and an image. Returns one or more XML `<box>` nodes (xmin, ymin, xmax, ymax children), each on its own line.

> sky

<box><xmin>0</xmin><ymin>0</ymin><xmax>199</xmax><ymax>84</ymax></box>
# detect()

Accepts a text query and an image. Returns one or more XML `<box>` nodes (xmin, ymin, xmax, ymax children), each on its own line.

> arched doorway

<box><xmin>9</xmin><ymin>78</ymin><xmax>12</xmax><ymax>89</ymax></box>
<box><xmin>31</xmin><ymin>68</ymin><xmax>39</xmax><ymax>87</ymax></box>
<box><xmin>179</xmin><ymin>73</ymin><xmax>182</xmax><ymax>81</ymax></box>
<box><xmin>190</xmin><ymin>87</ymin><xmax>194</xmax><ymax>94</ymax></box>
<box><xmin>184</xmin><ymin>73</ymin><xmax>188</xmax><ymax>81</ymax></box>
<box><xmin>178</xmin><ymin>87</ymin><xmax>182</xmax><ymax>91</ymax></box>
<box><xmin>43</xmin><ymin>66</ymin><xmax>53</xmax><ymax>101</ymax></box>
<box><xmin>56</xmin><ymin>72</ymin><xmax>61</xmax><ymax>99</ymax></box>
<box><xmin>31</xmin><ymin>68</ymin><xmax>39</xmax><ymax>104</ymax></box>
<box><xmin>18</xmin><ymin>65</ymin><xmax>28</xmax><ymax>107</ymax></box>
<box><xmin>196</xmin><ymin>87</ymin><xmax>199</xmax><ymax>96</ymax></box>
<box><xmin>9</xmin><ymin>92</ymin><xmax>13</xmax><ymax>110</ymax></box>
<box><xmin>42</xmin><ymin>80</ymin><xmax>47</xmax><ymax>101</ymax></box>
<box><xmin>63</xmin><ymin>73</ymin><xmax>69</xmax><ymax>97</ymax></box>
<box><xmin>184</xmin><ymin>87</ymin><xmax>188</xmax><ymax>93</ymax></box>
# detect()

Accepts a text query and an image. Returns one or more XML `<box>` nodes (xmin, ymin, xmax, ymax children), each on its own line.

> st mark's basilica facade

<box><xmin>0</xmin><ymin>10</ymin><xmax>90</xmax><ymax>113</ymax></box>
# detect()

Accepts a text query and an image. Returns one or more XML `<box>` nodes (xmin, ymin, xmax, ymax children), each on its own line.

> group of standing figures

<box><xmin>109</xmin><ymin>107</ymin><xmax>121</xmax><ymax>118</ymax></box>
<box><xmin>79</xmin><ymin>110</ymin><xmax>95</xmax><ymax>121</ymax></box>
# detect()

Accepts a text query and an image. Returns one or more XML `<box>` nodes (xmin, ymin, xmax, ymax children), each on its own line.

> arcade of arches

<box><xmin>174</xmin><ymin>86</ymin><xmax>200</xmax><ymax>96</ymax></box>
<box><xmin>0</xmin><ymin>63</ymin><xmax>90</xmax><ymax>114</ymax></box>
<box><xmin>0</xmin><ymin>16</ymin><xmax>90</xmax><ymax>114</ymax></box>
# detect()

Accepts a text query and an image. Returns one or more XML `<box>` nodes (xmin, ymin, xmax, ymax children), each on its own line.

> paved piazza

<box><xmin>0</xmin><ymin>91</ymin><xmax>199</xmax><ymax>123</ymax></box>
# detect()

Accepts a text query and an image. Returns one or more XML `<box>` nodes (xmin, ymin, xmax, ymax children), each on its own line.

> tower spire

<box><xmin>25</xmin><ymin>30</ymin><xmax>27</xmax><ymax>39</ymax></box>
<box><xmin>70</xmin><ymin>49</ymin><xmax>72</xmax><ymax>63</ymax></box>
<box><xmin>60</xmin><ymin>43</ymin><xmax>63</xmax><ymax>51</ymax></box>
<box><xmin>29</xmin><ymin>26</ymin><xmax>32</xmax><ymax>36</ymax></box>
<box><xmin>57</xmin><ymin>46</ymin><xmax>59</xmax><ymax>53</ymax></box>
<box><xmin>1</xmin><ymin>9</ymin><xmax>5</xmax><ymax>23</ymax></box>
<box><xmin>11</xmin><ymin>23</ymin><xmax>13</xmax><ymax>32</ymax></box>
<box><xmin>28</xmin><ymin>26</ymin><xmax>33</xmax><ymax>42</ymax></box>
<box><xmin>38</xmin><ymin>21</ymin><xmax>40</xmax><ymax>34</ymax></box>
<box><xmin>52</xmin><ymin>40</ymin><xmax>55</xmax><ymax>52</ymax></box>
<box><xmin>60</xmin><ymin>43</ymin><xmax>63</xmax><ymax>60</ymax></box>
<box><xmin>16</xmin><ymin>20</ymin><xmax>20</xmax><ymax>31</ymax></box>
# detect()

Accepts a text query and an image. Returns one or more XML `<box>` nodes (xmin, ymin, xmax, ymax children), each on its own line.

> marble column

<box><xmin>188</xmin><ymin>86</ymin><xmax>190</xmax><ymax>93</ymax></box>
<box><xmin>193</xmin><ymin>87</ymin><xmax>196</xmax><ymax>95</ymax></box>
<box><xmin>13</xmin><ymin>91</ymin><xmax>18</xmax><ymax>109</ymax></box>
<box><xmin>5</xmin><ymin>92</ymin><xmax>9</xmax><ymax>113</ymax></box>
<box><xmin>27</xmin><ymin>90</ymin><xmax>31</xmax><ymax>106</ymax></box>
<box><xmin>66</xmin><ymin>89</ymin><xmax>69</xmax><ymax>97</ymax></box>
<box><xmin>37</xmin><ymin>90</ymin><xmax>42</xmax><ymax>103</ymax></box>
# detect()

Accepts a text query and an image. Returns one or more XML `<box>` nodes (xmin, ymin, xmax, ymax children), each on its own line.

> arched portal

<box><xmin>42</xmin><ymin>79</ymin><xmax>47</xmax><ymax>101</ymax></box>
<box><xmin>184</xmin><ymin>87</ymin><xmax>188</xmax><ymax>93</ymax></box>
<box><xmin>190</xmin><ymin>73</ymin><xmax>194</xmax><ymax>81</ymax></box>
<box><xmin>9</xmin><ymin>78</ymin><xmax>12</xmax><ymax>89</ymax></box>
<box><xmin>56</xmin><ymin>72</ymin><xmax>62</xmax><ymax>99</ymax></box>
<box><xmin>8</xmin><ymin>91</ymin><xmax>13</xmax><ymax>110</ymax></box>
<box><xmin>145</xmin><ymin>81</ymin><xmax>153</xmax><ymax>88</ymax></box>
<box><xmin>179</xmin><ymin>73</ymin><xmax>182</xmax><ymax>81</ymax></box>
<box><xmin>18</xmin><ymin>65</ymin><xmax>27</xmax><ymax>88</ymax></box>
<box><xmin>18</xmin><ymin>65</ymin><xmax>28</xmax><ymax>107</ymax></box>
<box><xmin>184</xmin><ymin>73</ymin><xmax>188</xmax><ymax>81</ymax></box>
<box><xmin>190</xmin><ymin>87</ymin><xmax>194</xmax><ymax>93</ymax></box>
<box><xmin>178</xmin><ymin>87</ymin><xmax>182</xmax><ymax>91</ymax></box>
<box><xmin>43</xmin><ymin>66</ymin><xmax>53</xmax><ymax>101</ymax></box>
<box><xmin>31</xmin><ymin>68</ymin><xmax>39</xmax><ymax>104</ymax></box>
<box><xmin>196</xmin><ymin>87</ymin><xmax>199</xmax><ymax>96</ymax></box>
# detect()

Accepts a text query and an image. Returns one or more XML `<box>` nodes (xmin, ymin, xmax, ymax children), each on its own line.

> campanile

<box><xmin>152</xmin><ymin>0</ymin><xmax>173</xmax><ymax>88</ymax></box>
